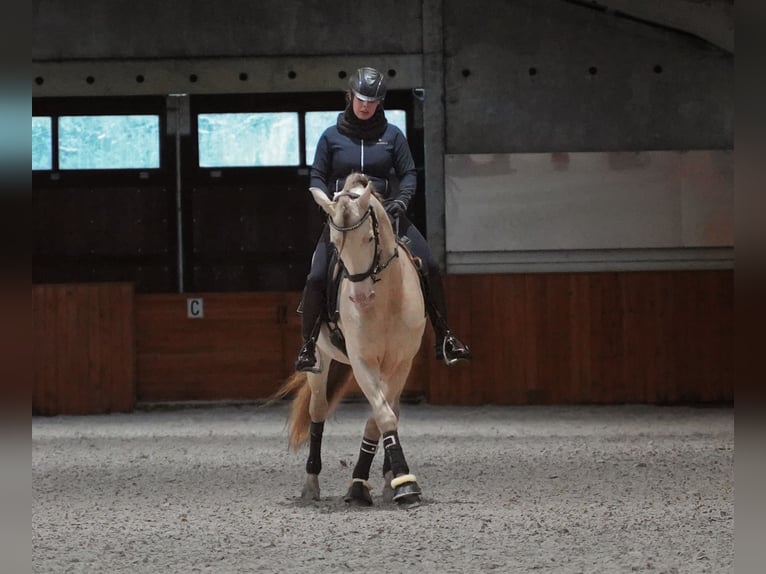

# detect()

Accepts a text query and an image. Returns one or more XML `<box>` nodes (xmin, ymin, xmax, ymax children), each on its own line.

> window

<box><xmin>58</xmin><ymin>115</ymin><xmax>160</xmax><ymax>170</ymax></box>
<box><xmin>198</xmin><ymin>112</ymin><xmax>300</xmax><ymax>167</ymax></box>
<box><xmin>304</xmin><ymin>110</ymin><xmax>407</xmax><ymax>164</ymax></box>
<box><xmin>32</xmin><ymin>116</ymin><xmax>52</xmax><ymax>170</ymax></box>
<box><xmin>383</xmin><ymin>110</ymin><xmax>407</xmax><ymax>136</ymax></box>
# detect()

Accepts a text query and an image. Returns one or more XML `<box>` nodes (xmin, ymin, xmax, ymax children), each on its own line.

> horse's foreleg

<box><xmin>353</xmin><ymin>361</ymin><xmax>421</xmax><ymax>504</ymax></box>
<box><xmin>380</xmin><ymin>401</ymin><xmax>400</xmax><ymax>502</ymax></box>
<box><xmin>301</xmin><ymin>368</ymin><xmax>330</xmax><ymax>501</ymax></box>
<box><xmin>380</xmin><ymin>429</ymin><xmax>421</xmax><ymax>504</ymax></box>
<box><xmin>344</xmin><ymin>416</ymin><xmax>380</xmax><ymax>506</ymax></box>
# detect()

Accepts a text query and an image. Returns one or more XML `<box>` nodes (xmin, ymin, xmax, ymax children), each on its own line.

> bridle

<box><xmin>327</xmin><ymin>192</ymin><xmax>399</xmax><ymax>283</ymax></box>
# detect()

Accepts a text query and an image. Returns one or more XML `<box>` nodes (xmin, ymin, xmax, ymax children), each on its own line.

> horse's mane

<box><xmin>343</xmin><ymin>172</ymin><xmax>385</xmax><ymax>204</ymax></box>
<box><xmin>334</xmin><ymin>173</ymin><xmax>388</xmax><ymax>232</ymax></box>
<box><xmin>343</xmin><ymin>172</ymin><xmax>369</xmax><ymax>192</ymax></box>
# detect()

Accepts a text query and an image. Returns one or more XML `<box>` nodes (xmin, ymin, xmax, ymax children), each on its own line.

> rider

<box><xmin>295</xmin><ymin>66</ymin><xmax>471</xmax><ymax>372</ymax></box>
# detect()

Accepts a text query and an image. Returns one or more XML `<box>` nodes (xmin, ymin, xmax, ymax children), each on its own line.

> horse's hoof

<box><xmin>301</xmin><ymin>474</ymin><xmax>320</xmax><ymax>501</ymax></box>
<box><xmin>390</xmin><ymin>474</ymin><xmax>421</xmax><ymax>504</ymax></box>
<box><xmin>343</xmin><ymin>479</ymin><xmax>373</xmax><ymax>506</ymax></box>
<box><xmin>392</xmin><ymin>481</ymin><xmax>421</xmax><ymax>504</ymax></box>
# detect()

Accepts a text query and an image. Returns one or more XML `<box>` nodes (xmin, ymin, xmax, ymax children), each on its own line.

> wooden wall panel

<box><xmin>135</xmin><ymin>293</ymin><xmax>288</xmax><ymax>401</ymax></box>
<box><xmin>34</xmin><ymin>186</ymin><xmax>175</xmax><ymax>293</ymax></box>
<box><xmin>428</xmin><ymin>270</ymin><xmax>733</xmax><ymax>405</ymax></box>
<box><xmin>33</xmin><ymin>283</ymin><xmax>135</xmax><ymax>415</ymax></box>
<box><xmin>36</xmin><ymin>269</ymin><xmax>730</xmax><ymax>410</ymax></box>
<box><xmin>190</xmin><ymin>184</ymin><xmax>321</xmax><ymax>292</ymax></box>
<box><xmin>283</xmin><ymin>291</ymin><xmax>305</xmax><ymax>380</ymax></box>
<box><xmin>136</xmin><ymin>290</ymin><xmax>429</xmax><ymax>403</ymax></box>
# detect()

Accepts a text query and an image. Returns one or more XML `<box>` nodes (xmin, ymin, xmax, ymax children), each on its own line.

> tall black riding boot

<box><xmin>426</xmin><ymin>267</ymin><xmax>472</xmax><ymax>365</ymax></box>
<box><xmin>295</xmin><ymin>283</ymin><xmax>324</xmax><ymax>373</ymax></box>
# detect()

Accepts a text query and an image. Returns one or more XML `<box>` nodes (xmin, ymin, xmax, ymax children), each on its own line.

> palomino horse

<box><xmin>275</xmin><ymin>173</ymin><xmax>426</xmax><ymax>506</ymax></box>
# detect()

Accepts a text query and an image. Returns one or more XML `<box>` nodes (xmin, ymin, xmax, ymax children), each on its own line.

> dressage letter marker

<box><xmin>187</xmin><ymin>298</ymin><xmax>204</xmax><ymax>319</ymax></box>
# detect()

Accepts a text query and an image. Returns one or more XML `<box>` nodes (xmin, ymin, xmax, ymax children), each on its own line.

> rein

<box><xmin>328</xmin><ymin>194</ymin><xmax>399</xmax><ymax>284</ymax></box>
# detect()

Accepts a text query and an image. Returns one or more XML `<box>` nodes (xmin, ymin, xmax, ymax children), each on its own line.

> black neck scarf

<box><xmin>336</xmin><ymin>104</ymin><xmax>388</xmax><ymax>140</ymax></box>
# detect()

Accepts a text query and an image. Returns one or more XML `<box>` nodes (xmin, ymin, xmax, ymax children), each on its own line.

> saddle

<box><xmin>323</xmin><ymin>237</ymin><xmax>429</xmax><ymax>357</ymax></box>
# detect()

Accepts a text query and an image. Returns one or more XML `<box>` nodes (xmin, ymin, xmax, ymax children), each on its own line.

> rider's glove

<box><xmin>384</xmin><ymin>199</ymin><xmax>407</xmax><ymax>220</ymax></box>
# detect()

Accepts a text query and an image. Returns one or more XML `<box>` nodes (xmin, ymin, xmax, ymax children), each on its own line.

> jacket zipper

<box><xmin>358</xmin><ymin>140</ymin><xmax>388</xmax><ymax>194</ymax></box>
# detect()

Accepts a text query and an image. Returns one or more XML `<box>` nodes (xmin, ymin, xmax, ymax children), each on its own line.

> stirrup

<box><xmin>441</xmin><ymin>333</ymin><xmax>471</xmax><ymax>366</ymax></box>
<box><xmin>295</xmin><ymin>340</ymin><xmax>321</xmax><ymax>373</ymax></box>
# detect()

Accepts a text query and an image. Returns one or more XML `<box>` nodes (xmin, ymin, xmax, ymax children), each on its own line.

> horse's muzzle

<box><xmin>349</xmin><ymin>291</ymin><xmax>376</xmax><ymax>308</ymax></box>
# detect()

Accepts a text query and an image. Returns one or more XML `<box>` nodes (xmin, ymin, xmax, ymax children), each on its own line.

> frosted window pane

<box><xmin>305</xmin><ymin>111</ymin><xmax>339</xmax><ymax>166</ymax></box>
<box><xmin>387</xmin><ymin>110</ymin><xmax>407</xmax><ymax>137</ymax></box>
<box><xmin>59</xmin><ymin>115</ymin><xmax>160</xmax><ymax>170</ymax></box>
<box><xmin>198</xmin><ymin>112</ymin><xmax>299</xmax><ymax>167</ymax></box>
<box><xmin>305</xmin><ymin>110</ymin><xmax>407</xmax><ymax>165</ymax></box>
<box><xmin>32</xmin><ymin>116</ymin><xmax>52</xmax><ymax>170</ymax></box>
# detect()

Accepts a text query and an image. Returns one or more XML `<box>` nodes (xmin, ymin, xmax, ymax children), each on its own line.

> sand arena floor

<box><xmin>33</xmin><ymin>403</ymin><xmax>733</xmax><ymax>573</ymax></box>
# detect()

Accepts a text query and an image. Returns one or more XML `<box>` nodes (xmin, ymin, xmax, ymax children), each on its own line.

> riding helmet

<box><xmin>348</xmin><ymin>67</ymin><xmax>386</xmax><ymax>102</ymax></box>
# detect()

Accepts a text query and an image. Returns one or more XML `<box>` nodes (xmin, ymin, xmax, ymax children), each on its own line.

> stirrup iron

<box><xmin>295</xmin><ymin>340</ymin><xmax>321</xmax><ymax>373</ymax></box>
<box><xmin>441</xmin><ymin>333</ymin><xmax>471</xmax><ymax>366</ymax></box>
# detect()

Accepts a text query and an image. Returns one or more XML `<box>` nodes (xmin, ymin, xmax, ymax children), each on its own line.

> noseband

<box><xmin>328</xmin><ymin>192</ymin><xmax>399</xmax><ymax>283</ymax></box>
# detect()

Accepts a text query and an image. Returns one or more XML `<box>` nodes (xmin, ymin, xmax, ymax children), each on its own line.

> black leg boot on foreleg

<box><xmin>381</xmin><ymin>439</ymin><xmax>394</xmax><ymax>501</ymax></box>
<box><xmin>344</xmin><ymin>437</ymin><xmax>378</xmax><ymax>505</ymax></box>
<box><xmin>302</xmin><ymin>421</ymin><xmax>324</xmax><ymax>500</ymax></box>
<box><xmin>382</xmin><ymin>431</ymin><xmax>421</xmax><ymax>504</ymax></box>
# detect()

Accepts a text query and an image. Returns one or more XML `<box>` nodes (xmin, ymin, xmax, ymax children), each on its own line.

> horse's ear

<box><xmin>309</xmin><ymin>187</ymin><xmax>335</xmax><ymax>216</ymax></box>
<box><xmin>358</xmin><ymin>181</ymin><xmax>374</xmax><ymax>210</ymax></box>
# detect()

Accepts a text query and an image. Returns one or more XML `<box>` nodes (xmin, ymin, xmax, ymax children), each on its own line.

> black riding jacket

<box><xmin>310</xmin><ymin>120</ymin><xmax>417</xmax><ymax>208</ymax></box>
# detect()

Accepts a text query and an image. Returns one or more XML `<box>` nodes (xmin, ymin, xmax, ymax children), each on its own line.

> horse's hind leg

<box><xmin>301</xmin><ymin>367</ymin><xmax>330</xmax><ymax>501</ymax></box>
<box><xmin>301</xmin><ymin>421</ymin><xmax>323</xmax><ymax>501</ymax></box>
<box><xmin>344</xmin><ymin>416</ymin><xmax>380</xmax><ymax>506</ymax></box>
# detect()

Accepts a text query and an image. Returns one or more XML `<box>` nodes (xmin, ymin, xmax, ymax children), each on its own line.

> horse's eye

<box><xmin>367</xmin><ymin>235</ymin><xmax>375</xmax><ymax>243</ymax></box>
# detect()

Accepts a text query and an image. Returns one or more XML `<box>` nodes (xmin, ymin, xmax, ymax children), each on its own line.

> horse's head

<box><xmin>310</xmin><ymin>174</ymin><xmax>387</xmax><ymax>309</ymax></box>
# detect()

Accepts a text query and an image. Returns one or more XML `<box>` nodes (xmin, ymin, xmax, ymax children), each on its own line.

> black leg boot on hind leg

<box><xmin>302</xmin><ymin>421</ymin><xmax>324</xmax><ymax>501</ymax></box>
<box><xmin>344</xmin><ymin>437</ymin><xmax>378</xmax><ymax>506</ymax></box>
<box><xmin>426</xmin><ymin>267</ymin><xmax>472</xmax><ymax>365</ymax></box>
<box><xmin>295</xmin><ymin>283</ymin><xmax>324</xmax><ymax>373</ymax></box>
<box><xmin>382</xmin><ymin>431</ymin><xmax>421</xmax><ymax>504</ymax></box>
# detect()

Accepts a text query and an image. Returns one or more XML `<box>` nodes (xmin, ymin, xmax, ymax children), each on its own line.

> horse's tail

<box><xmin>271</xmin><ymin>362</ymin><xmax>354</xmax><ymax>450</ymax></box>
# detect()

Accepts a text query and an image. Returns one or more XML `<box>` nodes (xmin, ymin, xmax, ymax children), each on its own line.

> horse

<box><xmin>274</xmin><ymin>172</ymin><xmax>427</xmax><ymax>506</ymax></box>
